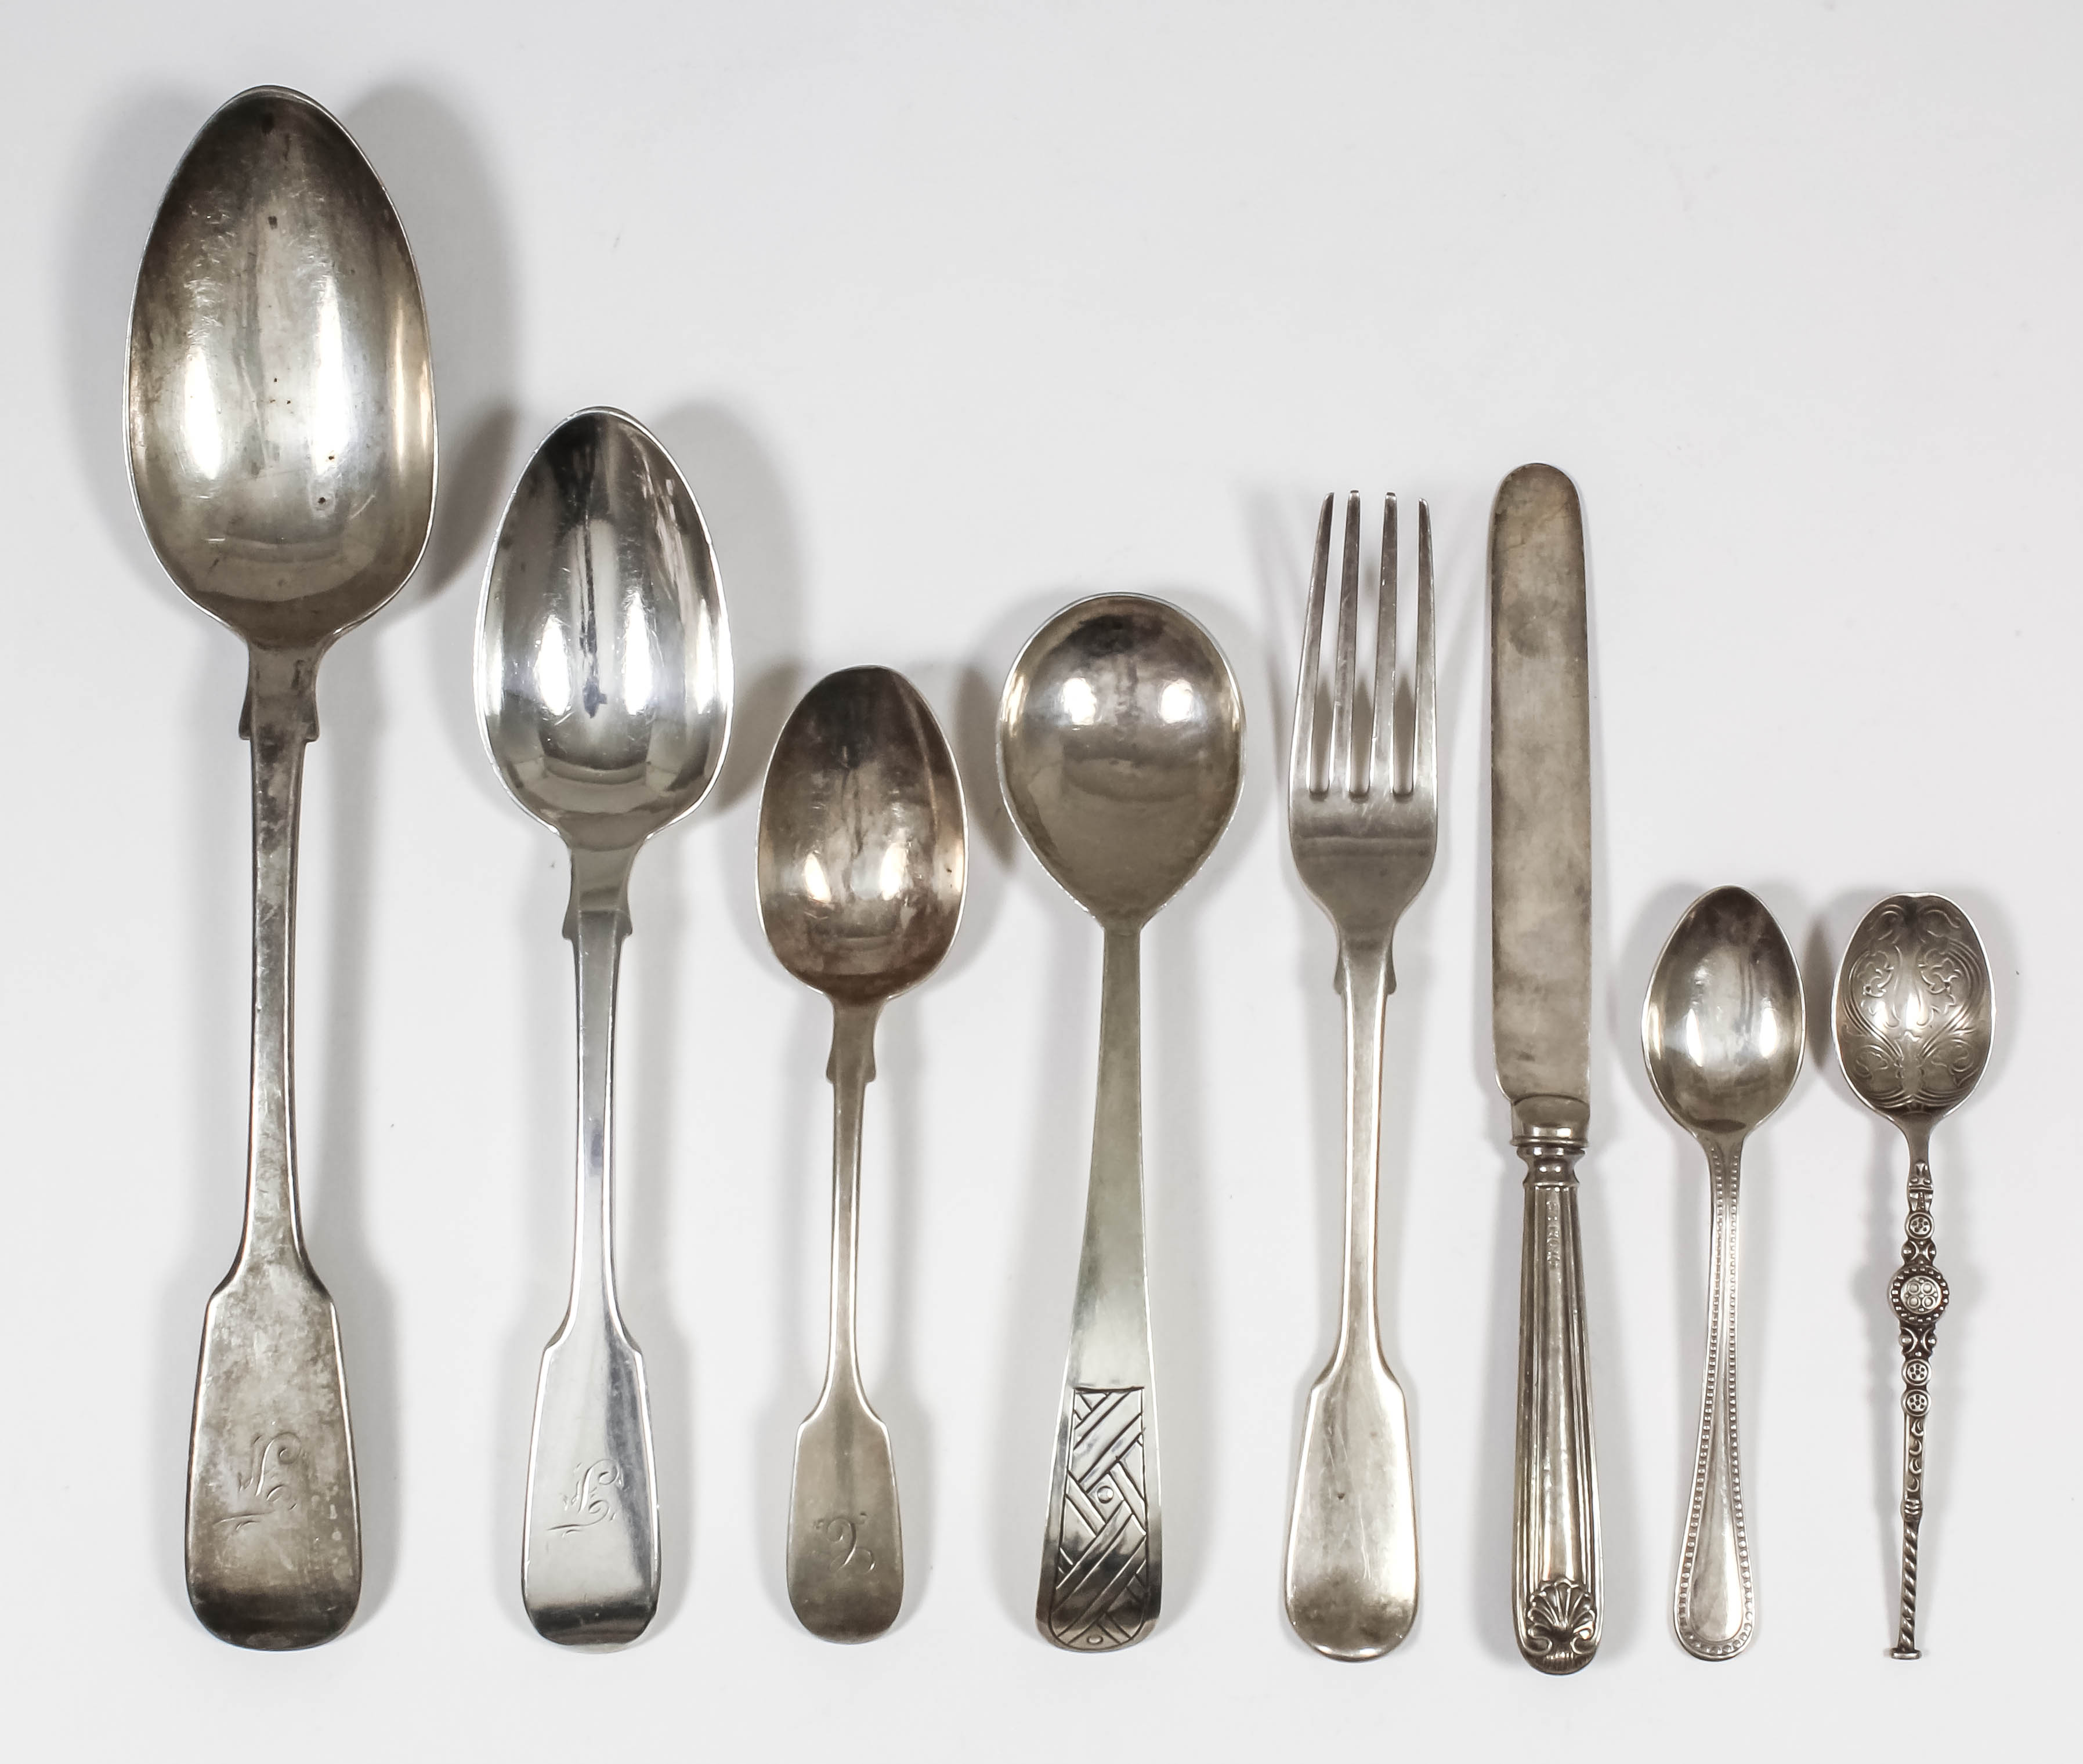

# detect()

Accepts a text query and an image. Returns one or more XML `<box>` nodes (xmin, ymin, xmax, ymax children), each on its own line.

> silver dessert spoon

<box><xmin>127</xmin><ymin>85</ymin><xmax>436</xmax><ymax>1650</ymax></box>
<box><xmin>478</xmin><ymin>408</ymin><xmax>732</xmax><ymax>1646</ymax></box>
<box><xmin>1833</xmin><ymin>893</ymin><xmax>1992</xmax><ymax>1660</ymax></box>
<box><xmin>1641</xmin><ymin>886</ymin><xmax>1803</xmax><ymax>1660</ymax></box>
<box><xmin>998</xmin><ymin>595</ymin><xmax>1243</xmax><ymax>1651</ymax></box>
<box><xmin>757</xmin><ymin>667</ymin><xmax>965</xmax><ymax>1642</ymax></box>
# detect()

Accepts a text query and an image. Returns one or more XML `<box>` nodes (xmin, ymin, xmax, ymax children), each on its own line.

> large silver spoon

<box><xmin>478</xmin><ymin>408</ymin><xmax>731</xmax><ymax>1646</ymax></box>
<box><xmin>998</xmin><ymin>595</ymin><xmax>1243</xmax><ymax>1651</ymax></box>
<box><xmin>127</xmin><ymin>86</ymin><xmax>436</xmax><ymax>1650</ymax></box>
<box><xmin>1833</xmin><ymin>893</ymin><xmax>1992</xmax><ymax>1660</ymax></box>
<box><xmin>757</xmin><ymin>667</ymin><xmax>965</xmax><ymax>1642</ymax></box>
<box><xmin>1641</xmin><ymin>886</ymin><xmax>1803</xmax><ymax>1660</ymax></box>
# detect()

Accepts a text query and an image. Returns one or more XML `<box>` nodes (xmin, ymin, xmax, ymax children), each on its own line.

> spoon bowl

<box><xmin>999</xmin><ymin>595</ymin><xmax>1243</xmax><ymax>930</ymax></box>
<box><xmin>1643</xmin><ymin>885</ymin><xmax>1804</xmax><ymax>1142</ymax></box>
<box><xmin>758</xmin><ymin>667</ymin><xmax>965</xmax><ymax>1006</ymax></box>
<box><xmin>478</xmin><ymin>408</ymin><xmax>732</xmax><ymax>854</ymax></box>
<box><xmin>128</xmin><ymin>86</ymin><xmax>436</xmax><ymax>649</ymax></box>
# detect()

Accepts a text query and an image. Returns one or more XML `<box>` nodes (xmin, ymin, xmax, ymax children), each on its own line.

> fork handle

<box><xmin>1513</xmin><ymin>1138</ymin><xmax>1601</xmax><ymax>1674</ymax></box>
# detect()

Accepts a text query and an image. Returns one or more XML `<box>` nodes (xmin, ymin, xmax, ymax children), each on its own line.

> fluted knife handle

<box><xmin>1513</xmin><ymin>1138</ymin><xmax>1601</xmax><ymax>1674</ymax></box>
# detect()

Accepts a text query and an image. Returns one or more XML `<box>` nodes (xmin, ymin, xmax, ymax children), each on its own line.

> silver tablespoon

<box><xmin>998</xmin><ymin>595</ymin><xmax>1243</xmax><ymax>1651</ymax></box>
<box><xmin>757</xmin><ymin>667</ymin><xmax>965</xmax><ymax>1642</ymax></box>
<box><xmin>478</xmin><ymin>408</ymin><xmax>732</xmax><ymax>1646</ymax></box>
<box><xmin>1641</xmin><ymin>886</ymin><xmax>1803</xmax><ymax>1660</ymax></box>
<box><xmin>127</xmin><ymin>86</ymin><xmax>436</xmax><ymax>1650</ymax></box>
<box><xmin>1833</xmin><ymin>893</ymin><xmax>1992</xmax><ymax>1660</ymax></box>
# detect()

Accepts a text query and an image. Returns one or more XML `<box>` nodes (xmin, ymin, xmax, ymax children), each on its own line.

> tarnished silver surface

<box><xmin>1833</xmin><ymin>894</ymin><xmax>1991</xmax><ymax>1660</ymax></box>
<box><xmin>1643</xmin><ymin>887</ymin><xmax>1803</xmax><ymax>1661</ymax></box>
<box><xmin>757</xmin><ymin>667</ymin><xmax>965</xmax><ymax>1642</ymax></box>
<box><xmin>127</xmin><ymin>85</ymin><xmax>436</xmax><ymax>1650</ymax></box>
<box><xmin>478</xmin><ymin>408</ymin><xmax>731</xmax><ymax>1646</ymax></box>
<box><xmin>999</xmin><ymin>596</ymin><xmax>1243</xmax><ymax>1651</ymax></box>
<box><xmin>1280</xmin><ymin>494</ymin><xmax>1435</xmax><ymax>1661</ymax></box>
<box><xmin>1489</xmin><ymin>463</ymin><xmax>1601</xmax><ymax>1674</ymax></box>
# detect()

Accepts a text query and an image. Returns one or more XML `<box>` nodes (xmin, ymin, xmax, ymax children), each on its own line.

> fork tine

<box><xmin>1329</xmin><ymin>492</ymin><xmax>1361</xmax><ymax>795</ymax></box>
<box><xmin>1412</xmin><ymin>498</ymin><xmax>1436</xmax><ymax>806</ymax></box>
<box><xmin>1372</xmin><ymin>493</ymin><xmax>1399</xmax><ymax>798</ymax></box>
<box><xmin>1290</xmin><ymin>494</ymin><xmax>1333</xmax><ymax>803</ymax></box>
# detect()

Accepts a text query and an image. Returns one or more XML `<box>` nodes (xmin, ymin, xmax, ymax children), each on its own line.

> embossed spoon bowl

<box><xmin>1642</xmin><ymin>886</ymin><xmax>1802</xmax><ymax>1660</ymax></box>
<box><xmin>998</xmin><ymin>595</ymin><xmax>1243</xmax><ymax>1650</ymax></box>
<box><xmin>1832</xmin><ymin>893</ymin><xmax>1991</xmax><ymax>1659</ymax></box>
<box><xmin>128</xmin><ymin>85</ymin><xmax>436</xmax><ymax>1650</ymax></box>
<box><xmin>758</xmin><ymin>667</ymin><xmax>965</xmax><ymax>1642</ymax></box>
<box><xmin>479</xmin><ymin>408</ymin><xmax>731</xmax><ymax>1646</ymax></box>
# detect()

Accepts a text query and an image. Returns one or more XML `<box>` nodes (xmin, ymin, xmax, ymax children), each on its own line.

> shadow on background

<box><xmin>645</xmin><ymin>400</ymin><xmax>807</xmax><ymax>1622</ymax></box>
<box><xmin>62</xmin><ymin>80</ymin><xmax>236</xmax><ymax>1629</ymax></box>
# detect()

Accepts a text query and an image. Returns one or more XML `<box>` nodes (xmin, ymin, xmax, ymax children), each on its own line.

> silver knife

<box><xmin>1489</xmin><ymin>463</ymin><xmax>1602</xmax><ymax>1674</ymax></box>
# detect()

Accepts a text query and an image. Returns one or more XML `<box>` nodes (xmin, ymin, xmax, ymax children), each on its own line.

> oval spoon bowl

<box><xmin>479</xmin><ymin>407</ymin><xmax>732</xmax><ymax>853</ymax></box>
<box><xmin>128</xmin><ymin>86</ymin><xmax>436</xmax><ymax>649</ymax></box>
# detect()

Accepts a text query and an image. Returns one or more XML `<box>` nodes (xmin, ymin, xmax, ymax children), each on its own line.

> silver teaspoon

<box><xmin>757</xmin><ymin>668</ymin><xmax>965</xmax><ymax>1642</ymax></box>
<box><xmin>1833</xmin><ymin>893</ymin><xmax>1991</xmax><ymax>1660</ymax></box>
<box><xmin>998</xmin><ymin>596</ymin><xmax>1243</xmax><ymax>1651</ymax></box>
<box><xmin>127</xmin><ymin>86</ymin><xmax>436</xmax><ymax>1650</ymax></box>
<box><xmin>478</xmin><ymin>409</ymin><xmax>732</xmax><ymax>1647</ymax></box>
<box><xmin>1641</xmin><ymin>886</ymin><xmax>1803</xmax><ymax>1660</ymax></box>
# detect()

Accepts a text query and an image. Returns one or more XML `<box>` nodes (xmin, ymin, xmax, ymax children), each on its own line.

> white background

<box><xmin>1</xmin><ymin>2</ymin><xmax>2068</xmax><ymax>1756</ymax></box>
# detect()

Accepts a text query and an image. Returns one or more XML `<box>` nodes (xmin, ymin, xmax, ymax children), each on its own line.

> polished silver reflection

<box><xmin>1832</xmin><ymin>893</ymin><xmax>1991</xmax><ymax>1660</ymax></box>
<box><xmin>128</xmin><ymin>85</ymin><xmax>436</xmax><ymax>1650</ymax></box>
<box><xmin>1282</xmin><ymin>494</ymin><xmax>1435</xmax><ymax>1660</ymax></box>
<box><xmin>478</xmin><ymin>408</ymin><xmax>731</xmax><ymax>1647</ymax></box>
<box><xmin>999</xmin><ymin>595</ymin><xmax>1243</xmax><ymax>1651</ymax></box>
<box><xmin>1642</xmin><ymin>886</ymin><xmax>1802</xmax><ymax>1661</ymax></box>
<box><xmin>758</xmin><ymin>668</ymin><xmax>965</xmax><ymax>1642</ymax></box>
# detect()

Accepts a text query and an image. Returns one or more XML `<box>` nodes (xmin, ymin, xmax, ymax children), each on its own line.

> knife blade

<box><xmin>1489</xmin><ymin>462</ymin><xmax>1602</xmax><ymax>1675</ymax></box>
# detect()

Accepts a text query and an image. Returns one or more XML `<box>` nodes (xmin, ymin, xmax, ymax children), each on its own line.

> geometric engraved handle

<box><xmin>1890</xmin><ymin>1154</ymin><xmax>1948</xmax><ymax>1660</ymax></box>
<box><xmin>1036</xmin><ymin>926</ymin><xmax>1159</xmax><ymax>1651</ymax></box>
<box><xmin>1513</xmin><ymin>1140</ymin><xmax>1601</xmax><ymax>1674</ymax></box>
<box><xmin>1674</xmin><ymin>1135</ymin><xmax>1753</xmax><ymax>1659</ymax></box>
<box><xmin>1039</xmin><ymin>1385</ymin><xmax>1156</xmax><ymax>1649</ymax></box>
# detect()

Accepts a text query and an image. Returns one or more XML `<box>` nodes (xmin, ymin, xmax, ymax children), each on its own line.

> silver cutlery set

<box><xmin>127</xmin><ymin>88</ymin><xmax>1994</xmax><ymax>1664</ymax></box>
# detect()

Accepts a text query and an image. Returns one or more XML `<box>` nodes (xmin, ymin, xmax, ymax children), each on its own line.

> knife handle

<box><xmin>1513</xmin><ymin>1138</ymin><xmax>1601</xmax><ymax>1674</ymax></box>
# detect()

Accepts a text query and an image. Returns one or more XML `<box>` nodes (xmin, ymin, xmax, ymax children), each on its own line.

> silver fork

<box><xmin>1282</xmin><ymin>491</ymin><xmax>1437</xmax><ymax>1660</ymax></box>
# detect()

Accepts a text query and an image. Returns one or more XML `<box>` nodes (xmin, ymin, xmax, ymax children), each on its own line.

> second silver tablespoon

<box><xmin>1641</xmin><ymin>885</ymin><xmax>1803</xmax><ymax>1660</ymax></box>
<box><xmin>478</xmin><ymin>408</ymin><xmax>732</xmax><ymax>1646</ymax></box>
<box><xmin>757</xmin><ymin>667</ymin><xmax>965</xmax><ymax>1642</ymax></box>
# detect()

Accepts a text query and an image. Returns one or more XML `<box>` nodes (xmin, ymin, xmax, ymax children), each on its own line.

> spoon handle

<box><xmin>1512</xmin><ymin>1136</ymin><xmax>1601</xmax><ymax>1673</ymax></box>
<box><xmin>521</xmin><ymin>849</ymin><xmax>659</xmax><ymax>1647</ymax></box>
<box><xmin>1037</xmin><ymin>925</ymin><xmax>1159</xmax><ymax>1651</ymax></box>
<box><xmin>1283</xmin><ymin>937</ymin><xmax>1417</xmax><ymax>1660</ymax></box>
<box><xmin>1674</xmin><ymin>1135</ymin><xmax>1753</xmax><ymax>1658</ymax></box>
<box><xmin>186</xmin><ymin>651</ymin><xmax>360</xmax><ymax>1650</ymax></box>
<box><xmin>787</xmin><ymin>1001</ymin><xmax>904</xmax><ymax>1641</ymax></box>
<box><xmin>1890</xmin><ymin>1152</ymin><xmax>1948</xmax><ymax>1658</ymax></box>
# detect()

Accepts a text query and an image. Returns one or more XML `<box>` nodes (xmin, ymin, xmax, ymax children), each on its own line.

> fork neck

<box><xmin>1335</xmin><ymin>936</ymin><xmax>1394</xmax><ymax>1361</ymax></box>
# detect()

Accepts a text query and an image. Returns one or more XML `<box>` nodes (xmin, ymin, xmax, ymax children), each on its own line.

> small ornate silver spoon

<box><xmin>1833</xmin><ymin>893</ymin><xmax>1992</xmax><ymax>1659</ymax></box>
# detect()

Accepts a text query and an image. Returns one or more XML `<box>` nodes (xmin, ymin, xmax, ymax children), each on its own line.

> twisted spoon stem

<box><xmin>1892</xmin><ymin>1149</ymin><xmax>1945</xmax><ymax>1659</ymax></box>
